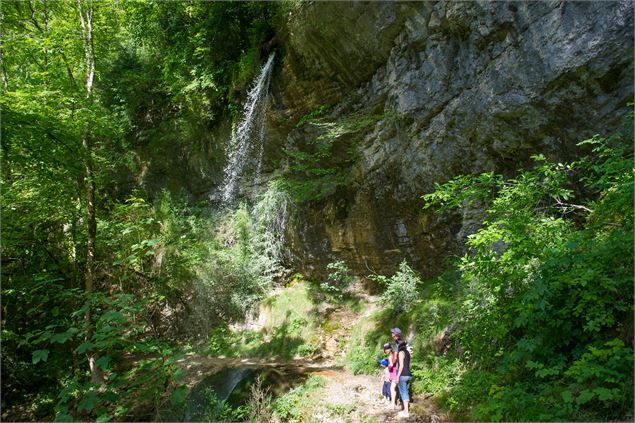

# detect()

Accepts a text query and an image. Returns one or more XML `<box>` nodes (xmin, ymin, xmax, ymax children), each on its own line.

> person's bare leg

<box><xmin>390</xmin><ymin>382</ymin><xmax>398</xmax><ymax>408</ymax></box>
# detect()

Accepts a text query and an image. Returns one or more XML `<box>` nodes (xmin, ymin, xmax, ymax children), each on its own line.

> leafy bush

<box><xmin>410</xmin><ymin>357</ymin><xmax>465</xmax><ymax>396</ymax></box>
<box><xmin>563</xmin><ymin>339</ymin><xmax>634</xmax><ymax>416</ymax></box>
<box><xmin>271</xmin><ymin>376</ymin><xmax>325</xmax><ymax>422</ymax></box>
<box><xmin>319</xmin><ymin>260</ymin><xmax>355</xmax><ymax>300</ymax></box>
<box><xmin>36</xmin><ymin>293</ymin><xmax>187</xmax><ymax>422</ymax></box>
<box><xmin>251</xmin><ymin>180</ymin><xmax>292</xmax><ymax>284</ymax></box>
<box><xmin>296</xmin><ymin>343</ymin><xmax>321</xmax><ymax>357</ymax></box>
<box><xmin>371</xmin><ymin>260</ymin><xmax>421</xmax><ymax>315</ymax></box>
<box><xmin>344</xmin><ymin>345</ymin><xmax>380</xmax><ymax>375</ymax></box>
<box><xmin>422</xmin><ymin>127</ymin><xmax>634</xmax><ymax>421</ymax></box>
<box><xmin>279</xmin><ymin>109</ymin><xmax>386</xmax><ymax>203</ymax></box>
<box><xmin>193</xmin><ymin>388</ymin><xmax>250</xmax><ymax>422</ymax></box>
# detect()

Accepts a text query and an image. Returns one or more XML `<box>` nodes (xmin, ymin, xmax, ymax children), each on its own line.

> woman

<box><xmin>384</xmin><ymin>342</ymin><xmax>400</xmax><ymax>409</ymax></box>
<box><xmin>396</xmin><ymin>339</ymin><xmax>412</xmax><ymax>418</ymax></box>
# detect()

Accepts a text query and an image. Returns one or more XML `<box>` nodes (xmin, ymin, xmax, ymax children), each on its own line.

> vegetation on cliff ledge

<box><xmin>2</xmin><ymin>0</ymin><xmax>632</xmax><ymax>421</ymax></box>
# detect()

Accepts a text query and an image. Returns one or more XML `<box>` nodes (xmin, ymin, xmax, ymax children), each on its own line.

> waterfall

<box><xmin>221</xmin><ymin>53</ymin><xmax>275</xmax><ymax>205</ymax></box>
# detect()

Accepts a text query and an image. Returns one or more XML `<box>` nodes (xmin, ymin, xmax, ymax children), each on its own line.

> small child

<box><xmin>379</xmin><ymin>358</ymin><xmax>391</xmax><ymax>402</ymax></box>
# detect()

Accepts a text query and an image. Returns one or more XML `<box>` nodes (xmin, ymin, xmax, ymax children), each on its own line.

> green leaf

<box><xmin>576</xmin><ymin>389</ymin><xmax>595</xmax><ymax>405</ymax></box>
<box><xmin>53</xmin><ymin>413</ymin><xmax>74</xmax><ymax>422</ymax></box>
<box><xmin>170</xmin><ymin>385</ymin><xmax>188</xmax><ymax>406</ymax></box>
<box><xmin>94</xmin><ymin>355</ymin><xmax>112</xmax><ymax>371</ymax></box>
<box><xmin>171</xmin><ymin>368</ymin><xmax>185</xmax><ymax>382</ymax></box>
<box><xmin>96</xmin><ymin>413</ymin><xmax>112</xmax><ymax>423</ymax></box>
<box><xmin>75</xmin><ymin>342</ymin><xmax>93</xmax><ymax>354</ymax></box>
<box><xmin>561</xmin><ymin>390</ymin><xmax>573</xmax><ymax>403</ymax></box>
<box><xmin>77</xmin><ymin>392</ymin><xmax>100</xmax><ymax>412</ymax></box>
<box><xmin>71</xmin><ymin>305</ymin><xmax>89</xmax><ymax>318</ymax></box>
<box><xmin>51</xmin><ymin>331</ymin><xmax>73</xmax><ymax>344</ymax></box>
<box><xmin>100</xmin><ymin>310</ymin><xmax>124</xmax><ymax>323</ymax></box>
<box><xmin>32</xmin><ymin>349</ymin><xmax>49</xmax><ymax>364</ymax></box>
<box><xmin>594</xmin><ymin>387</ymin><xmax>617</xmax><ymax>402</ymax></box>
<box><xmin>114</xmin><ymin>406</ymin><xmax>128</xmax><ymax>417</ymax></box>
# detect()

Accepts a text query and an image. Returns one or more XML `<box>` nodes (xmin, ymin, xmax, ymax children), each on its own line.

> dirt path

<box><xmin>305</xmin><ymin>369</ymin><xmax>447</xmax><ymax>423</ymax></box>
<box><xmin>178</xmin><ymin>354</ymin><xmax>447</xmax><ymax>422</ymax></box>
<box><xmin>177</xmin><ymin>285</ymin><xmax>450</xmax><ymax>422</ymax></box>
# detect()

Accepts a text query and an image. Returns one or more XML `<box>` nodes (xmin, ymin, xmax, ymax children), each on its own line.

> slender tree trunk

<box><xmin>1</xmin><ymin>6</ymin><xmax>9</xmax><ymax>90</ymax></box>
<box><xmin>77</xmin><ymin>0</ymin><xmax>103</xmax><ymax>385</ymax></box>
<box><xmin>42</xmin><ymin>0</ymin><xmax>48</xmax><ymax>85</ymax></box>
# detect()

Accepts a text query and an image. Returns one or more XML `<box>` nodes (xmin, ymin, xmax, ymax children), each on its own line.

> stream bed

<box><xmin>180</xmin><ymin>362</ymin><xmax>338</xmax><ymax>422</ymax></box>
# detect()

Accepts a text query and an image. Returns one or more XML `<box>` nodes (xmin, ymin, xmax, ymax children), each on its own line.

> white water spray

<box><xmin>221</xmin><ymin>53</ymin><xmax>275</xmax><ymax>205</ymax></box>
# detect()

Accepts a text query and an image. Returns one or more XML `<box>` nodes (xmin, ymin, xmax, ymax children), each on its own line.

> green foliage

<box><xmin>279</xmin><ymin>108</ymin><xmax>393</xmax><ymax>202</ymax></box>
<box><xmin>27</xmin><ymin>293</ymin><xmax>187</xmax><ymax>422</ymax></box>
<box><xmin>1</xmin><ymin>1</ymin><xmax>286</xmax><ymax>420</ymax></box>
<box><xmin>276</xmin><ymin>143</ymin><xmax>349</xmax><ymax>203</ymax></box>
<box><xmin>3</xmin><ymin>181</ymin><xmax>289</xmax><ymax>419</ymax></box>
<box><xmin>327</xmin><ymin>402</ymin><xmax>357</xmax><ymax>416</ymax></box>
<box><xmin>371</xmin><ymin>260</ymin><xmax>421</xmax><ymax>315</ymax></box>
<box><xmin>195</xmin><ymin>388</ymin><xmax>251</xmax><ymax>422</ymax></box>
<box><xmin>119</xmin><ymin>1</ymin><xmax>277</xmax><ymax>123</ymax></box>
<box><xmin>295</xmin><ymin>343</ymin><xmax>321</xmax><ymax>358</ymax></box>
<box><xmin>421</xmin><ymin>128</ymin><xmax>634</xmax><ymax>421</ymax></box>
<box><xmin>410</xmin><ymin>357</ymin><xmax>465</xmax><ymax>397</ymax></box>
<box><xmin>319</xmin><ymin>260</ymin><xmax>355</xmax><ymax>300</ymax></box>
<box><xmin>250</xmin><ymin>180</ymin><xmax>292</xmax><ymax>283</ymax></box>
<box><xmin>203</xmin><ymin>281</ymin><xmax>325</xmax><ymax>361</ymax></box>
<box><xmin>340</xmin><ymin>307</ymin><xmax>389</xmax><ymax>375</ymax></box>
<box><xmin>295</xmin><ymin>104</ymin><xmax>331</xmax><ymax>128</ymax></box>
<box><xmin>564</xmin><ymin>339</ymin><xmax>633</xmax><ymax>412</ymax></box>
<box><xmin>271</xmin><ymin>376</ymin><xmax>325</xmax><ymax>422</ymax></box>
<box><xmin>280</xmin><ymin>106</ymin><xmax>399</xmax><ymax>203</ymax></box>
<box><xmin>344</xmin><ymin>345</ymin><xmax>380</xmax><ymax>375</ymax></box>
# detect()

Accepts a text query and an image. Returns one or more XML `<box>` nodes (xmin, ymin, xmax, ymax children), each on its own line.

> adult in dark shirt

<box><xmin>396</xmin><ymin>339</ymin><xmax>412</xmax><ymax>418</ymax></box>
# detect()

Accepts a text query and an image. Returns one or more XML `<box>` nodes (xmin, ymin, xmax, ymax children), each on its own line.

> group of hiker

<box><xmin>379</xmin><ymin>327</ymin><xmax>412</xmax><ymax>419</ymax></box>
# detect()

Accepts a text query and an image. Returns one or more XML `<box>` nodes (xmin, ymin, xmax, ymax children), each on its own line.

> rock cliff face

<box><xmin>261</xmin><ymin>1</ymin><xmax>634</xmax><ymax>278</ymax></box>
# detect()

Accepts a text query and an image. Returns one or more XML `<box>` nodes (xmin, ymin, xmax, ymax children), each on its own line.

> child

<box><xmin>384</xmin><ymin>342</ymin><xmax>400</xmax><ymax>409</ymax></box>
<box><xmin>379</xmin><ymin>358</ymin><xmax>391</xmax><ymax>402</ymax></box>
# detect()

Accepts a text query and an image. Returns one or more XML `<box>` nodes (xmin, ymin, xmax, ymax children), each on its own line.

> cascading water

<box><xmin>221</xmin><ymin>53</ymin><xmax>275</xmax><ymax>205</ymax></box>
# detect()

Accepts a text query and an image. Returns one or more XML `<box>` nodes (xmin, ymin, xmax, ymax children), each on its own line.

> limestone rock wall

<box><xmin>263</xmin><ymin>1</ymin><xmax>634</xmax><ymax>278</ymax></box>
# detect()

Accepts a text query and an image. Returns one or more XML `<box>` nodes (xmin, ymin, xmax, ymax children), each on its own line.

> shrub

<box><xmin>371</xmin><ymin>260</ymin><xmax>421</xmax><ymax>315</ymax></box>
<box><xmin>271</xmin><ymin>376</ymin><xmax>325</xmax><ymax>422</ymax></box>
<box><xmin>319</xmin><ymin>260</ymin><xmax>355</xmax><ymax>300</ymax></box>
<box><xmin>422</xmin><ymin>127</ymin><xmax>634</xmax><ymax>421</ymax></box>
<box><xmin>344</xmin><ymin>344</ymin><xmax>380</xmax><ymax>375</ymax></box>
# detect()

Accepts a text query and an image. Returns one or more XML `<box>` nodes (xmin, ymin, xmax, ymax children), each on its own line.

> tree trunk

<box><xmin>77</xmin><ymin>0</ymin><xmax>103</xmax><ymax>385</ymax></box>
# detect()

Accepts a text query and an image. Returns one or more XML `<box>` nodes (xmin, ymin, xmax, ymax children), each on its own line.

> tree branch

<box><xmin>27</xmin><ymin>0</ymin><xmax>43</xmax><ymax>33</ymax></box>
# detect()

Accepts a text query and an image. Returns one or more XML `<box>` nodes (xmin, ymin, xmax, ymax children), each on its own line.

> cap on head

<box><xmin>390</xmin><ymin>327</ymin><xmax>402</xmax><ymax>336</ymax></box>
<box><xmin>383</xmin><ymin>342</ymin><xmax>391</xmax><ymax>350</ymax></box>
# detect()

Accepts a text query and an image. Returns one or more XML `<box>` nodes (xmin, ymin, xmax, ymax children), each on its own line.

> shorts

<box><xmin>382</xmin><ymin>381</ymin><xmax>391</xmax><ymax>398</ymax></box>
<box><xmin>398</xmin><ymin>375</ymin><xmax>412</xmax><ymax>402</ymax></box>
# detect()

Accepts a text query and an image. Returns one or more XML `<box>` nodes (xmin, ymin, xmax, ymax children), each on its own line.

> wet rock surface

<box><xmin>265</xmin><ymin>0</ymin><xmax>633</xmax><ymax>278</ymax></box>
<box><xmin>134</xmin><ymin>2</ymin><xmax>634</xmax><ymax>278</ymax></box>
